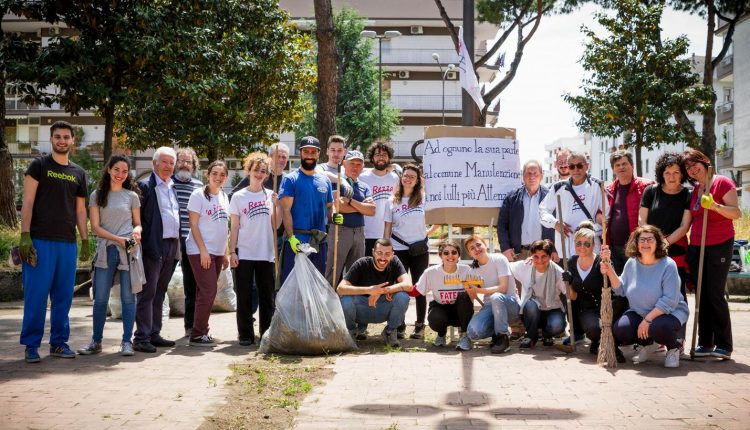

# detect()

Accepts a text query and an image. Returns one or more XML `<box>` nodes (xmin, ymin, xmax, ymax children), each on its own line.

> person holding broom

<box><xmin>600</xmin><ymin>226</ymin><xmax>689</xmax><ymax>367</ymax></box>
<box><xmin>565</xmin><ymin>221</ymin><xmax>627</xmax><ymax>363</ymax></box>
<box><xmin>683</xmin><ymin>149</ymin><xmax>740</xmax><ymax>360</ymax></box>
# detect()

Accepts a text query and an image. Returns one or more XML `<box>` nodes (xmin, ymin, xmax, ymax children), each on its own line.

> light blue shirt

<box><xmin>154</xmin><ymin>174</ymin><xmax>180</xmax><ymax>239</ymax></box>
<box><xmin>521</xmin><ymin>187</ymin><xmax>542</xmax><ymax>246</ymax></box>
<box><xmin>614</xmin><ymin>257</ymin><xmax>689</xmax><ymax>325</ymax></box>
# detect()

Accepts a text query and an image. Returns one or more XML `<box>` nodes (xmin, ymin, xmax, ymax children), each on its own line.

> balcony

<box><xmin>8</xmin><ymin>141</ymin><xmax>51</xmax><ymax>156</ymax></box>
<box><xmin>716</xmin><ymin>147</ymin><xmax>734</xmax><ymax>169</ymax></box>
<box><xmin>717</xmin><ymin>101</ymin><xmax>734</xmax><ymax>124</ymax></box>
<box><xmin>388</xmin><ymin>94</ymin><xmax>462</xmax><ymax>112</ymax></box>
<box><xmin>5</xmin><ymin>97</ymin><xmax>61</xmax><ymax>111</ymax></box>
<box><xmin>370</xmin><ymin>47</ymin><xmax>487</xmax><ymax>66</ymax></box>
<box><xmin>717</xmin><ymin>54</ymin><xmax>733</xmax><ymax>80</ymax></box>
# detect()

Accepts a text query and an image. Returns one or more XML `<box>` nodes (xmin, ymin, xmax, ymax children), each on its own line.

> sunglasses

<box><xmin>569</xmin><ymin>163</ymin><xmax>586</xmax><ymax>170</ymax></box>
<box><xmin>441</xmin><ymin>250</ymin><xmax>459</xmax><ymax>256</ymax></box>
<box><xmin>575</xmin><ymin>241</ymin><xmax>592</xmax><ymax>248</ymax></box>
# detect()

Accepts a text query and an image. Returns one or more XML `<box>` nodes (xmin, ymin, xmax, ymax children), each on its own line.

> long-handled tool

<box><xmin>556</xmin><ymin>194</ymin><xmax>576</xmax><ymax>353</ymax></box>
<box><xmin>331</xmin><ymin>163</ymin><xmax>342</xmax><ymax>290</ymax></box>
<box><xmin>273</xmin><ymin>171</ymin><xmax>281</xmax><ymax>292</ymax></box>
<box><xmin>597</xmin><ymin>181</ymin><xmax>617</xmax><ymax>368</ymax></box>
<box><xmin>690</xmin><ymin>166</ymin><xmax>715</xmax><ymax>360</ymax></box>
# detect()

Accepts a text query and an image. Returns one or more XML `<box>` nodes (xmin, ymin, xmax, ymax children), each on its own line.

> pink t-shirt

<box><xmin>689</xmin><ymin>175</ymin><xmax>735</xmax><ymax>245</ymax></box>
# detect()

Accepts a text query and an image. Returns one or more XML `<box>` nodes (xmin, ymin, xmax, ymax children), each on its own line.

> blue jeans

<box><xmin>466</xmin><ymin>293</ymin><xmax>520</xmax><ymax>340</ymax></box>
<box><xmin>521</xmin><ymin>300</ymin><xmax>566</xmax><ymax>341</ymax></box>
<box><xmin>92</xmin><ymin>245</ymin><xmax>136</xmax><ymax>343</ymax></box>
<box><xmin>340</xmin><ymin>292</ymin><xmax>410</xmax><ymax>332</ymax></box>
<box><xmin>21</xmin><ymin>239</ymin><xmax>77</xmax><ymax>348</ymax></box>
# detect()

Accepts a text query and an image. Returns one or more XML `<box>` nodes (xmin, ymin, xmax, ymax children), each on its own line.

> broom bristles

<box><xmin>597</xmin><ymin>285</ymin><xmax>617</xmax><ymax>368</ymax></box>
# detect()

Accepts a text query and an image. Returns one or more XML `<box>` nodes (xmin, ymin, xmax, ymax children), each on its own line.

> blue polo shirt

<box><xmin>342</xmin><ymin>179</ymin><xmax>371</xmax><ymax>228</ymax></box>
<box><xmin>279</xmin><ymin>169</ymin><xmax>333</xmax><ymax>243</ymax></box>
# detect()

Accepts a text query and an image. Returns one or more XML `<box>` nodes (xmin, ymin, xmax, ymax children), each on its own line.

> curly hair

<box><xmin>96</xmin><ymin>155</ymin><xmax>140</xmax><ymax>207</ymax></box>
<box><xmin>366</xmin><ymin>140</ymin><xmax>394</xmax><ymax>163</ymax></box>
<box><xmin>243</xmin><ymin>152</ymin><xmax>270</xmax><ymax>175</ymax></box>
<box><xmin>625</xmin><ymin>225</ymin><xmax>669</xmax><ymax>259</ymax></box>
<box><xmin>437</xmin><ymin>239</ymin><xmax>461</xmax><ymax>255</ymax></box>
<box><xmin>654</xmin><ymin>152</ymin><xmax>687</xmax><ymax>185</ymax></box>
<box><xmin>392</xmin><ymin>163</ymin><xmax>423</xmax><ymax>207</ymax></box>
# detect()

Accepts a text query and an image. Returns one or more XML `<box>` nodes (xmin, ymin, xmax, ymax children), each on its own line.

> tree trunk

<box><xmin>0</xmin><ymin>74</ymin><xmax>19</xmax><ymax>228</ymax></box>
<box><xmin>635</xmin><ymin>131</ymin><xmax>643</xmax><ymax>177</ymax></box>
<box><xmin>701</xmin><ymin>0</ymin><xmax>717</xmax><ymax>161</ymax></box>
<box><xmin>314</xmin><ymin>0</ymin><xmax>338</xmax><ymax>159</ymax></box>
<box><xmin>103</xmin><ymin>102</ymin><xmax>115</xmax><ymax>163</ymax></box>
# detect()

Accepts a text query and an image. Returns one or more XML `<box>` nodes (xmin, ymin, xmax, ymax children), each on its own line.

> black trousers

<box><xmin>579</xmin><ymin>297</ymin><xmax>628</xmax><ymax>344</ymax></box>
<box><xmin>395</xmin><ymin>249</ymin><xmax>430</xmax><ymax>325</ymax></box>
<box><xmin>688</xmin><ymin>238</ymin><xmax>734</xmax><ymax>351</ymax></box>
<box><xmin>427</xmin><ymin>293</ymin><xmax>474</xmax><ymax>336</ymax></box>
<box><xmin>235</xmin><ymin>260</ymin><xmax>275</xmax><ymax>340</ymax></box>
<box><xmin>179</xmin><ymin>238</ymin><xmax>198</xmax><ymax>330</ymax></box>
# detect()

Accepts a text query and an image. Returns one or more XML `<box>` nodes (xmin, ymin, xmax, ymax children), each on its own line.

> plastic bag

<box><xmin>167</xmin><ymin>263</ymin><xmax>187</xmax><ymax>316</ymax></box>
<box><xmin>259</xmin><ymin>251</ymin><xmax>356</xmax><ymax>355</ymax></box>
<box><xmin>212</xmin><ymin>269</ymin><xmax>237</xmax><ymax>312</ymax></box>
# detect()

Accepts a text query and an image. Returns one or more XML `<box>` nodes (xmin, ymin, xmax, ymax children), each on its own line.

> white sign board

<box><xmin>423</xmin><ymin>137</ymin><xmax>522</xmax><ymax>210</ymax></box>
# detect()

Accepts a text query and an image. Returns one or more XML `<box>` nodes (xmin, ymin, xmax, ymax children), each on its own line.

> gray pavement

<box><xmin>1</xmin><ymin>296</ymin><xmax>750</xmax><ymax>429</ymax></box>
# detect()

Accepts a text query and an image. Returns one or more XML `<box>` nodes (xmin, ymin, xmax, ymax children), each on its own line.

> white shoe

<box><xmin>119</xmin><ymin>341</ymin><xmax>135</xmax><ymax>356</ymax></box>
<box><xmin>433</xmin><ymin>335</ymin><xmax>446</xmax><ymax>347</ymax></box>
<box><xmin>664</xmin><ymin>348</ymin><xmax>680</xmax><ymax>368</ymax></box>
<box><xmin>632</xmin><ymin>343</ymin><xmax>657</xmax><ymax>364</ymax></box>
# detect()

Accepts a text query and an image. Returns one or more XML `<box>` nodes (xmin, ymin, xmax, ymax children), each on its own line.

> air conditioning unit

<box><xmin>723</xmin><ymin>102</ymin><xmax>733</xmax><ymax>112</ymax></box>
<box><xmin>228</xmin><ymin>160</ymin><xmax>242</xmax><ymax>170</ymax></box>
<box><xmin>446</xmin><ymin>71</ymin><xmax>457</xmax><ymax>80</ymax></box>
<box><xmin>410</xmin><ymin>25</ymin><xmax>424</xmax><ymax>35</ymax></box>
<box><xmin>398</xmin><ymin>71</ymin><xmax>410</xmax><ymax>79</ymax></box>
<box><xmin>49</xmin><ymin>27</ymin><xmax>62</xmax><ymax>36</ymax></box>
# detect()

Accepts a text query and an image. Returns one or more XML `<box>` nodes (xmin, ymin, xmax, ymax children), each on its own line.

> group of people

<box><xmin>18</xmin><ymin>121</ymin><xmax>741</xmax><ymax>370</ymax></box>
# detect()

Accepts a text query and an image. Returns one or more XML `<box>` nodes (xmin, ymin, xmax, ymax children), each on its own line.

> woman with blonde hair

<box><xmin>229</xmin><ymin>153</ymin><xmax>281</xmax><ymax>345</ymax></box>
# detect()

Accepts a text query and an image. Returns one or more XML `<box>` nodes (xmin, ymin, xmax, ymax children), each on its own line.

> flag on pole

<box><xmin>457</xmin><ymin>26</ymin><xmax>486</xmax><ymax>111</ymax></box>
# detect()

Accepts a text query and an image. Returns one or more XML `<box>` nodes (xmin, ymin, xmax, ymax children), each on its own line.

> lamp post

<box><xmin>361</xmin><ymin>30</ymin><xmax>401</xmax><ymax>137</ymax></box>
<box><xmin>432</xmin><ymin>53</ymin><xmax>456</xmax><ymax>125</ymax></box>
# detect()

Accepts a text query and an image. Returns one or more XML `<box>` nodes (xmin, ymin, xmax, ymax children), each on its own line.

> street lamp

<box><xmin>361</xmin><ymin>29</ymin><xmax>401</xmax><ymax>137</ymax></box>
<box><xmin>432</xmin><ymin>52</ymin><xmax>455</xmax><ymax>125</ymax></box>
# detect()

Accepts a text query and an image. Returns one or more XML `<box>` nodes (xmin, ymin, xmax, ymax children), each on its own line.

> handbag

<box><xmin>391</xmin><ymin>233</ymin><xmax>429</xmax><ymax>257</ymax></box>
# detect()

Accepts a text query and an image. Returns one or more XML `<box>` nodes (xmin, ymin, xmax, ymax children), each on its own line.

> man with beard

<box><xmin>279</xmin><ymin>136</ymin><xmax>334</xmax><ymax>284</ymax></box>
<box><xmin>359</xmin><ymin>141</ymin><xmax>399</xmax><ymax>257</ymax></box>
<box><xmin>336</xmin><ymin>239</ymin><xmax>412</xmax><ymax>347</ymax></box>
<box><xmin>555</xmin><ymin>148</ymin><xmax>571</xmax><ymax>181</ymax></box>
<box><xmin>171</xmin><ymin>148</ymin><xmax>203</xmax><ymax>338</ymax></box>
<box><xmin>19</xmin><ymin>121</ymin><xmax>89</xmax><ymax>362</ymax></box>
<box><xmin>315</xmin><ymin>135</ymin><xmax>353</xmax><ymax>200</ymax></box>
<box><xmin>134</xmin><ymin>146</ymin><xmax>181</xmax><ymax>353</ymax></box>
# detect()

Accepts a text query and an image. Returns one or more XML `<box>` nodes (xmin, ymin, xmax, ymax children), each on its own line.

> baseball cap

<box><xmin>345</xmin><ymin>150</ymin><xmax>364</xmax><ymax>161</ymax></box>
<box><xmin>298</xmin><ymin>136</ymin><xmax>320</xmax><ymax>150</ymax></box>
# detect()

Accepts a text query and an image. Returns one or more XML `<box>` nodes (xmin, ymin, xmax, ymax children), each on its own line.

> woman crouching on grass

<box><xmin>186</xmin><ymin>160</ymin><xmax>230</xmax><ymax>347</ymax></box>
<box><xmin>601</xmin><ymin>225</ymin><xmax>689</xmax><ymax>368</ymax></box>
<box><xmin>229</xmin><ymin>153</ymin><xmax>282</xmax><ymax>345</ymax></box>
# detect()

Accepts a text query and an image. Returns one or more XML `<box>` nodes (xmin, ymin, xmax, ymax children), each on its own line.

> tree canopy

<box><xmin>564</xmin><ymin>0</ymin><xmax>712</xmax><ymax>175</ymax></box>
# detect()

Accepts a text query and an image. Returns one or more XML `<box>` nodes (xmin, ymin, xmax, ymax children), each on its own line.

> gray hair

<box><xmin>152</xmin><ymin>146</ymin><xmax>177</xmax><ymax>162</ymax></box>
<box><xmin>268</xmin><ymin>142</ymin><xmax>290</xmax><ymax>156</ymax></box>
<box><xmin>176</xmin><ymin>147</ymin><xmax>199</xmax><ymax>172</ymax></box>
<box><xmin>522</xmin><ymin>159</ymin><xmax>542</xmax><ymax>174</ymax></box>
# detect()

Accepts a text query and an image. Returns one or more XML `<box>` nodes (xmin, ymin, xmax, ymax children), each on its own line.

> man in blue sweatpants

<box><xmin>19</xmin><ymin>121</ymin><xmax>90</xmax><ymax>363</ymax></box>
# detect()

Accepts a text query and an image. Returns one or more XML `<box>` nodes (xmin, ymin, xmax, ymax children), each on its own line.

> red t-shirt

<box><xmin>689</xmin><ymin>175</ymin><xmax>735</xmax><ymax>245</ymax></box>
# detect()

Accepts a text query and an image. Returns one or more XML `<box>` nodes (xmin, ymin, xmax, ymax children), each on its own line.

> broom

<box><xmin>690</xmin><ymin>166</ymin><xmax>715</xmax><ymax>360</ymax></box>
<box><xmin>597</xmin><ymin>181</ymin><xmax>617</xmax><ymax>368</ymax></box>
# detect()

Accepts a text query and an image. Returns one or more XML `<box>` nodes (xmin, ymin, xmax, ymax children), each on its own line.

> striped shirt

<box><xmin>171</xmin><ymin>175</ymin><xmax>203</xmax><ymax>239</ymax></box>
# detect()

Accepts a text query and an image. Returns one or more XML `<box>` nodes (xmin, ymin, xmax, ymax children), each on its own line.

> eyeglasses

<box><xmin>638</xmin><ymin>236</ymin><xmax>656</xmax><ymax>244</ymax></box>
<box><xmin>569</xmin><ymin>163</ymin><xmax>586</xmax><ymax>170</ymax></box>
<box><xmin>441</xmin><ymin>250</ymin><xmax>459</xmax><ymax>256</ymax></box>
<box><xmin>575</xmin><ymin>241</ymin><xmax>592</xmax><ymax>248</ymax></box>
<box><xmin>177</xmin><ymin>159</ymin><xmax>193</xmax><ymax>165</ymax></box>
<box><xmin>402</xmin><ymin>174</ymin><xmax>418</xmax><ymax>180</ymax></box>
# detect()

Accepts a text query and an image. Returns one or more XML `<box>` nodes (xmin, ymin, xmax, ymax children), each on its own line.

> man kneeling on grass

<box><xmin>336</xmin><ymin>239</ymin><xmax>412</xmax><ymax>348</ymax></box>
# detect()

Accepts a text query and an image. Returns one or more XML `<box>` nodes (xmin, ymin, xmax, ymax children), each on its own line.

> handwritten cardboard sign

<box><xmin>422</xmin><ymin>126</ymin><xmax>520</xmax><ymax>226</ymax></box>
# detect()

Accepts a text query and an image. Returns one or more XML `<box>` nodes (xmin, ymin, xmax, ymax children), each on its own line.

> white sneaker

<box><xmin>664</xmin><ymin>348</ymin><xmax>680</xmax><ymax>368</ymax></box>
<box><xmin>433</xmin><ymin>335</ymin><xmax>447</xmax><ymax>347</ymax></box>
<box><xmin>632</xmin><ymin>343</ymin><xmax>657</xmax><ymax>364</ymax></box>
<box><xmin>119</xmin><ymin>341</ymin><xmax>134</xmax><ymax>356</ymax></box>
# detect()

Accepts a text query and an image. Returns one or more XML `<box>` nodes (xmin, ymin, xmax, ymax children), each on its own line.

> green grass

<box><xmin>0</xmin><ymin>225</ymin><xmax>19</xmax><ymax>267</ymax></box>
<box><xmin>736</xmin><ymin>210</ymin><xmax>750</xmax><ymax>240</ymax></box>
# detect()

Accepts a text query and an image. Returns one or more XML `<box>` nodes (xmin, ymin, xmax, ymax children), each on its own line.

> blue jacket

<box><xmin>497</xmin><ymin>184</ymin><xmax>555</xmax><ymax>253</ymax></box>
<box><xmin>138</xmin><ymin>173</ymin><xmax>175</xmax><ymax>260</ymax></box>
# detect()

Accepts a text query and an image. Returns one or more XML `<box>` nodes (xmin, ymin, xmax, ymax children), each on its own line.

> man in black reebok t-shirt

<box><xmin>336</xmin><ymin>239</ymin><xmax>412</xmax><ymax>348</ymax></box>
<box><xmin>19</xmin><ymin>121</ymin><xmax>89</xmax><ymax>363</ymax></box>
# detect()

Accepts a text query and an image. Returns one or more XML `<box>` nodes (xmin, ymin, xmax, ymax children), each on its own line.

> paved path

<box><xmin>293</xmin><ymin>299</ymin><xmax>750</xmax><ymax>430</ymax></box>
<box><xmin>2</xmin><ymin>296</ymin><xmax>750</xmax><ymax>429</ymax></box>
<box><xmin>0</xmin><ymin>298</ymin><xmax>246</xmax><ymax>430</ymax></box>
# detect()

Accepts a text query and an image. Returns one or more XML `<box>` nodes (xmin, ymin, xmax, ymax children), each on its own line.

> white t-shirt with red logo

<box><xmin>359</xmin><ymin>169</ymin><xmax>399</xmax><ymax>240</ymax></box>
<box><xmin>228</xmin><ymin>188</ymin><xmax>275</xmax><ymax>262</ymax></box>
<box><xmin>384</xmin><ymin>197</ymin><xmax>427</xmax><ymax>251</ymax></box>
<box><xmin>416</xmin><ymin>264</ymin><xmax>471</xmax><ymax>305</ymax></box>
<box><xmin>185</xmin><ymin>188</ymin><xmax>230</xmax><ymax>256</ymax></box>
